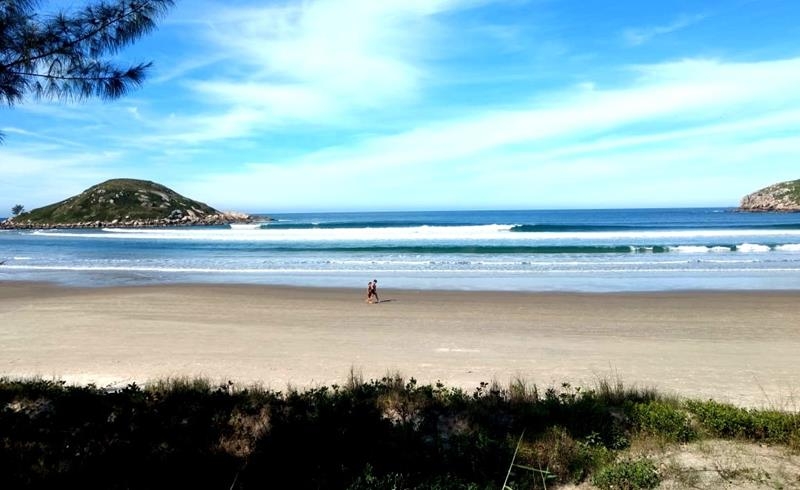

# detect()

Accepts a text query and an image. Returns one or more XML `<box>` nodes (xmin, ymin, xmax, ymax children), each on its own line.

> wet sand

<box><xmin>1</xmin><ymin>282</ymin><xmax>798</xmax><ymax>408</ymax></box>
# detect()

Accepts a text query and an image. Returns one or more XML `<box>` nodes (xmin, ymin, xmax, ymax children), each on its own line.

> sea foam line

<box><xmin>5</xmin><ymin>264</ymin><xmax>800</xmax><ymax>274</ymax></box>
<box><xmin>24</xmin><ymin>226</ymin><xmax>800</xmax><ymax>243</ymax></box>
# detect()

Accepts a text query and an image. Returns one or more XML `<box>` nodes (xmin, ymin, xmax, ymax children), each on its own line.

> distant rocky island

<box><xmin>739</xmin><ymin>178</ymin><xmax>800</xmax><ymax>212</ymax></box>
<box><xmin>1</xmin><ymin>179</ymin><xmax>256</xmax><ymax>229</ymax></box>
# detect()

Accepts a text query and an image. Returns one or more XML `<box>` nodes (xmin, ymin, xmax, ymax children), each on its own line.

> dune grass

<box><xmin>0</xmin><ymin>375</ymin><xmax>798</xmax><ymax>489</ymax></box>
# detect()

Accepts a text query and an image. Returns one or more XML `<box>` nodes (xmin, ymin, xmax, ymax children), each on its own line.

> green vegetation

<box><xmin>780</xmin><ymin>179</ymin><xmax>800</xmax><ymax>202</ymax></box>
<box><xmin>13</xmin><ymin>178</ymin><xmax>218</xmax><ymax>224</ymax></box>
<box><xmin>686</xmin><ymin>399</ymin><xmax>800</xmax><ymax>447</ymax></box>
<box><xmin>629</xmin><ymin>400</ymin><xmax>696</xmax><ymax>443</ymax></box>
<box><xmin>11</xmin><ymin>204</ymin><xmax>24</xmax><ymax>216</ymax></box>
<box><xmin>592</xmin><ymin>458</ymin><xmax>660</xmax><ymax>490</ymax></box>
<box><xmin>740</xmin><ymin>178</ymin><xmax>800</xmax><ymax>211</ymax></box>
<box><xmin>764</xmin><ymin>178</ymin><xmax>800</xmax><ymax>204</ymax></box>
<box><xmin>1</xmin><ymin>376</ymin><xmax>798</xmax><ymax>489</ymax></box>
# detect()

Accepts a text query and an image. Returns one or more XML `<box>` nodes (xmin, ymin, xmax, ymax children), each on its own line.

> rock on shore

<box><xmin>739</xmin><ymin>179</ymin><xmax>800</xmax><ymax>212</ymax></box>
<box><xmin>0</xmin><ymin>211</ymin><xmax>254</xmax><ymax>230</ymax></box>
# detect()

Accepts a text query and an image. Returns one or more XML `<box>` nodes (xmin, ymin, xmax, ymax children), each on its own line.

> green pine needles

<box><xmin>1</xmin><ymin>0</ymin><xmax>174</xmax><ymax>105</ymax></box>
<box><xmin>0</xmin><ymin>0</ymin><xmax>173</xmax><ymax>142</ymax></box>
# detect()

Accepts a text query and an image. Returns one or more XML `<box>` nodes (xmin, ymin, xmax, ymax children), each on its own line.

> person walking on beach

<box><xmin>370</xmin><ymin>279</ymin><xmax>379</xmax><ymax>304</ymax></box>
<box><xmin>366</xmin><ymin>281</ymin><xmax>374</xmax><ymax>303</ymax></box>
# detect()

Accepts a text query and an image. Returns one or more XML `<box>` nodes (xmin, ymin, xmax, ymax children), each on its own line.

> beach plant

<box><xmin>2</xmin><ymin>375</ymin><xmax>799</xmax><ymax>489</ymax></box>
<box><xmin>508</xmin><ymin>426</ymin><xmax>607</xmax><ymax>486</ymax></box>
<box><xmin>594</xmin><ymin>377</ymin><xmax>660</xmax><ymax>406</ymax></box>
<box><xmin>592</xmin><ymin>458</ymin><xmax>661</xmax><ymax>490</ymax></box>
<box><xmin>629</xmin><ymin>400</ymin><xmax>696</xmax><ymax>443</ymax></box>
<box><xmin>347</xmin><ymin>464</ymin><xmax>483</xmax><ymax>490</ymax></box>
<box><xmin>686</xmin><ymin>399</ymin><xmax>800</xmax><ymax>447</ymax></box>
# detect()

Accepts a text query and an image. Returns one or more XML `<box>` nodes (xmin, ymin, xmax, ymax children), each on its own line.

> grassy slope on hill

<box><xmin>781</xmin><ymin>179</ymin><xmax>800</xmax><ymax>202</ymax></box>
<box><xmin>763</xmin><ymin>179</ymin><xmax>800</xmax><ymax>202</ymax></box>
<box><xmin>743</xmin><ymin>178</ymin><xmax>800</xmax><ymax>208</ymax></box>
<box><xmin>15</xmin><ymin>179</ymin><xmax>218</xmax><ymax>223</ymax></box>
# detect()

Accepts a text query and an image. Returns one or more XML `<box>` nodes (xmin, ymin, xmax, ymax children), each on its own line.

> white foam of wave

<box><xmin>697</xmin><ymin>259</ymin><xmax>759</xmax><ymax>264</ymax></box>
<box><xmin>508</xmin><ymin>229</ymin><xmax>800</xmax><ymax>240</ymax></box>
<box><xmin>2</xmin><ymin>264</ymin><xmax>366</xmax><ymax>274</ymax></box>
<box><xmin>88</xmin><ymin>225</ymin><xmax>519</xmax><ymax>242</ymax></box>
<box><xmin>324</xmin><ymin>259</ymin><xmax>432</xmax><ymax>266</ymax></box>
<box><xmin>335</xmin><ymin>259</ymin><xmax>699</xmax><ymax>267</ymax></box>
<box><xmin>7</xmin><ymin>264</ymin><xmax>800</xmax><ymax>275</ymax></box>
<box><xmin>541</xmin><ymin>267</ymin><xmax>800</xmax><ymax>274</ymax></box>
<box><xmin>710</xmin><ymin>246</ymin><xmax>733</xmax><ymax>252</ymax></box>
<box><xmin>25</xmin><ymin>225</ymin><xmax>800</xmax><ymax>243</ymax></box>
<box><xmin>737</xmin><ymin>243</ymin><xmax>772</xmax><ymax>253</ymax></box>
<box><xmin>13</xmin><ymin>256</ymin><xmax>32</xmax><ymax>260</ymax></box>
<box><xmin>228</xmin><ymin>224</ymin><xmax>263</xmax><ymax>230</ymax></box>
<box><xmin>670</xmin><ymin>246</ymin><xmax>712</xmax><ymax>253</ymax></box>
<box><xmin>775</xmin><ymin>243</ymin><xmax>800</xmax><ymax>252</ymax></box>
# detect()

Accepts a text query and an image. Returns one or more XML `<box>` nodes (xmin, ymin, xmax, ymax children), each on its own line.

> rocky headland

<box><xmin>1</xmin><ymin>178</ymin><xmax>259</xmax><ymax>229</ymax></box>
<box><xmin>739</xmin><ymin>178</ymin><xmax>800</xmax><ymax>212</ymax></box>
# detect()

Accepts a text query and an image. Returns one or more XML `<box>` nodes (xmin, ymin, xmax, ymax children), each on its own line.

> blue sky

<box><xmin>2</xmin><ymin>0</ymin><xmax>800</xmax><ymax>213</ymax></box>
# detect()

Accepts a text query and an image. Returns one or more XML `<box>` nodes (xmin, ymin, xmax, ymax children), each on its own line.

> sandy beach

<box><xmin>1</xmin><ymin>281</ymin><xmax>799</xmax><ymax>408</ymax></box>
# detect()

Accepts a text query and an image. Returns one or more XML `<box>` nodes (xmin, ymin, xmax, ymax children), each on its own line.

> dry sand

<box><xmin>1</xmin><ymin>282</ymin><xmax>799</xmax><ymax>408</ymax></box>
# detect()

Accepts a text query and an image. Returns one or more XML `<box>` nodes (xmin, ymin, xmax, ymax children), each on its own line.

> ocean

<box><xmin>2</xmin><ymin>208</ymin><xmax>800</xmax><ymax>292</ymax></box>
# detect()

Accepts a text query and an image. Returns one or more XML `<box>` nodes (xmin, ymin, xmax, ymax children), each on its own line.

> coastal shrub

<box><xmin>508</xmin><ymin>377</ymin><xmax>540</xmax><ymax>404</ymax></box>
<box><xmin>8</xmin><ymin>376</ymin><xmax>797</xmax><ymax>489</ymax></box>
<box><xmin>592</xmin><ymin>458</ymin><xmax>660</xmax><ymax>490</ymax></box>
<box><xmin>594</xmin><ymin>378</ymin><xmax>660</xmax><ymax>406</ymax></box>
<box><xmin>686</xmin><ymin>400</ymin><xmax>800</xmax><ymax>446</ymax></box>
<box><xmin>346</xmin><ymin>464</ymin><xmax>482</xmax><ymax>490</ymax></box>
<box><xmin>0</xmin><ymin>379</ymin><xmax>244</xmax><ymax>489</ymax></box>
<box><xmin>511</xmin><ymin>426</ymin><xmax>613</xmax><ymax>485</ymax></box>
<box><xmin>629</xmin><ymin>400</ymin><xmax>696</xmax><ymax>443</ymax></box>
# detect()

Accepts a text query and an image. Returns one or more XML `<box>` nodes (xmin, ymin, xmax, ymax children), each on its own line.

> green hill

<box><xmin>5</xmin><ymin>179</ymin><xmax>249</xmax><ymax>227</ymax></box>
<box><xmin>740</xmin><ymin>179</ymin><xmax>800</xmax><ymax>211</ymax></box>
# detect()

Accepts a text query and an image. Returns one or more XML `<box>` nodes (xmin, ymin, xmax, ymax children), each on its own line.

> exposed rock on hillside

<box><xmin>739</xmin><ymin>179</ymin><xmax>800</xmax><ymax>212</ymax></box>
<box><xmin>2</xmin><ymin>179</ymin><xmax>254</xmax><ymax>229</ymax></box>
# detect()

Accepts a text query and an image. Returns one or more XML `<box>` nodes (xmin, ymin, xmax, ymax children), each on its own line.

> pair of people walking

<box><xmin>365</xmin><ymin>279</ymin><xmax>379</xmax><ymax>304</ymax></box>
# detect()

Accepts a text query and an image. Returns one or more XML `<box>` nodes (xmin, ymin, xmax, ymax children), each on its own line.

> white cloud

<box><xmin>177</xmin><ymin>56</ymin><xmax>800</xmax><ymax>210</ymax></box>
<box><xmin>0</xmin><ymin>149</ymin><xmax>125</xmax><ymax>210</ymax></box>
<box><xmin>121</xmin><ymin>0</ymin><xmax>488</xmax><ymax>146</ymax></box>
<box><xmin>0</xmin><ymin>127</ymin><xmax>89</xmax><ymax>149</ymax></box>
<box><xmin>4</xmin><ymin>2</ymin><xmax>799</xmax><ymax>213</ymax></box>
<box><xmin>296</xmin><ymin>57</ymin><xmax>800</xmax><ymax>167</ymax></box>
<box><xmin>188</xmin><ymin>1</ymin><xmax>448</xmax><ymax>117</ymax></box>
<box><xmin>190</xmin><ymin>81</ymin><xmax>338</xmax><ymax>122</ymax></box>
<box><xmin>623</xmin><ymin>13</ymin><xmax>708</xmax><ymax>46</ymax></box>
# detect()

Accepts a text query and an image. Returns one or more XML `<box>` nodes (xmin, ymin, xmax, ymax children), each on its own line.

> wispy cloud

<box><xmin>0</xmin><ymin>127</ymin><xmax>89</xmax><ymax>148</ymax></box>
<box><xmin>188</xmin><ymin>2</ymin><xmax>453</xmax><ymax>118</ymax></box>
<box><xmin>623</xmin><ymin>13</ymin><xmax>708</xmax><ymax>46</ymax></box>
<box><xmin>178</xmin><ymin>56</ymin><xmax>800</xmax><ymax>210</ymax></box>
<box><xmin>0</xmin><ymin>148</ymin><xmax>124</xmax><ymax>208</ymax></box>
<box><xmin>3</xmin><ymin>0</ymin><xmax>799</xmax><ymax>213</ymax></box>
<box><xmin>124</xmin><ymin>0</ymin><xmax>491</xmax><ymax>147</ymax></box>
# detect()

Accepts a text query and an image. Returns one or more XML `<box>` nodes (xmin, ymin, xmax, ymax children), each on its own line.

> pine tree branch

<box><xmin>11</xmin><ymin>60</ymin><xmax>151</xmax><ymax>100</ymax></box>
<box><xmin>3</xmin><ymin>0</ymin><xmax>173</xmax><ymax>71</ymax></box>
<box><xmin>9</xmin><ymin>68</ymin><xmax>148</xmax><ymax>84</ymax></box>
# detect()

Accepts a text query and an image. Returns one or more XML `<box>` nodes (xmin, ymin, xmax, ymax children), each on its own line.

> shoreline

<box><xmin>2</xmin><ymin>281</ymin><xmax>799</xmax><ymax>408</ymax></box>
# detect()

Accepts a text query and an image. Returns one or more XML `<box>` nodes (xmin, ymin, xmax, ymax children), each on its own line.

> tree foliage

<box><xmin>0</xmin><ymin>0</ymin><xmax>174</xmax><ymax>140</ymax></box>
<box><xmin>11</xmin><ymin>203</ymin><xmax>24</xmax><ymax>215</ymax></box>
